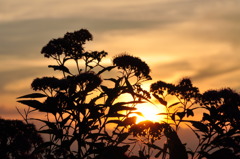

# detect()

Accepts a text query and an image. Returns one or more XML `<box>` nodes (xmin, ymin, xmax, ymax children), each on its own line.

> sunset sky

<box><xmin>1</xmin><ymin>0</ymin><xmax>240</xmax><ymax>120</ymax></box>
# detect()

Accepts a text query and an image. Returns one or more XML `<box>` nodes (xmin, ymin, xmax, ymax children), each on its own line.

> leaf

<box><xmin>110</xmin><ymin>103</ymin><xmax>138</xmax><ymax>112</ymax></box>
<box><xmin>48</xmin><ymin>65</ymin><xmax>71</xmax><ymax>74</ymax></box>
<box><xmin>100</xmin><ymin>85</ymin><xmax>110</xmax><ymax>93</ymax></box>
<box><xmin>168</xmin><ymin>102</ymin><xmax>180</xmax><ymax>108</ymax></box>
<box><xmin>60</xmin><ymin>115</ymin><xmax>71</xmax><ymax>127</ymax></box>
<box><xmin>17</xmin><ymin>100</ymin><xmax>43</xmax><ymax>109</ymax></box>
<box><xmin>104</xmin><ymin>78</ymin><xmax>118</xmax><ymax>84</ymax></box>
<box><xmin>17</xmin><ymin>93</ymin><xmax>47</xmax><ymax>99</ymax></box>
<box><xmin>114</xmin><ymin>101</ymin><xmax>145</xmax><ymax>106</ymax></box>
<box><xmin>117</xmin><ymin>133</ymin><xmax>129</xmax><ymax>144</ymax></box>
<box><xmin>121</xmin><ymin>117</ymin><xmax>137</xmax><ymax>126</ymax></box>
<box><xmin>171</xmin><ymin>113</ymin><xmax>176</xmax><ymax>121</ymax></box>
<box><xmin>125</xmin><ymin>77</ymin><xmax>134</xmax><ymax>95</ymax></box>
<box><xmin>189</xmin><ymin>121</ymin><xmax>208</xmax><ymax>133</ymax></box>
<box><xmin>97</xmin><ymin>66</ymin><xmax>116</xmax><ymax>75</ymax></box>
<box><xmin>157</xmin><ymin>113</ymin><xmax>169</xmax><ymax>116</ymax></box>
<box><xmin>186</xmin><ymin>109</ymin><xmax>194</xmax><ymax>117</ymax></box>
<box><xmin>106</xmin><ymin>113</ymin><xmax>126</xmax><ymax>118</ymax></box>
<box><xmin>202</xmin><ymin>113</ymin><xmax>211</xmax><ymax>121</ymax></box>
<box><xmin>191</xmin><ymin>121</ymin><xmax>208</xmax><ymax>133</ymax></box>
<box><xmin>155</xmin><ymin>151</ymin><xmax>162</xmax><ymax>158</ymax></box>
<box><xmin>34</xmin><ymin>119</ymin><xmax>57</xmax><ymax>130</ymax></box>
<box><xmin>186</xmin><ymin>124</ymin><xmax>200</xmax><ymax>139</ymax></box>
<box><xmin>90</xmin><ymin>125</ymin><xmax>99</xmax><ymax>131</ymax></box>
<box><xmin>153</xmin><ymin>94</ymin><xmax>167</xmax><ymax>106</ymax></box>
<box><xmin>133</xmin><ymin>93</ymin><xmax>154</xmax><ymax>105</ymax></box>
<box><xmin>176</xmin><ymin>112</ymin><xmax>185</xmax><ymax>120</ymax></box>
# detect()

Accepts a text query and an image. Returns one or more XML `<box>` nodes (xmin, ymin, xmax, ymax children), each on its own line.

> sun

<box><xmin>131</xmin><ymin>103</ymin><xmax>166</xmax><ymax>123</ymax></box>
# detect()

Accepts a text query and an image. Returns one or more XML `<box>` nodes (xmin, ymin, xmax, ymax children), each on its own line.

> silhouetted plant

<box><xmin>17</xmin><ymin>29</ymin><xmax>240</xmax><ymax>159</ymax></box>
<box><xmin>128</xmin><ymin>79</ymin><xmax>240</xmax><ymax>159</ymax></box>
<box><xmin>17</xmin><ymin>29</ymin><xmax>151</xmax><ymax>158</ymax></box>
<box><xmin>0</xmin><ymin>118</ymin><xmax>43</xmax><ymax>159</ymax></box>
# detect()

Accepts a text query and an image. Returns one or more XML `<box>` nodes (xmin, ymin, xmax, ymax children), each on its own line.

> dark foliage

<box><xmin>0</xmin><ymin>118</ymin><xmax>43</xmax><ymax>159</ymax></box>
<box><xmin>16</xmin><ymin>29</ymin><xmax>240</xmax><ymax>159</ymax></box>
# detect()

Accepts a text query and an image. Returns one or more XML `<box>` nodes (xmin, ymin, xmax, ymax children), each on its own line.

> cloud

<box><xmin>0</xmin><ymin>0</ymin><xmax>193</xmax><ymax>23</ymax></box>
<box><xmin>1</xmin><ymin>0</ymin><xmax>240</xmax><ymax>121</ymax></box>
<box><xmin>0</xmin><ymin>66</ymin><xmax>50</xmax><ymax>93</ymax></box>
<box><xmin>192</xmin><ymin>63</ymin><xmax>240</xmax><ymax>82</ymax></box>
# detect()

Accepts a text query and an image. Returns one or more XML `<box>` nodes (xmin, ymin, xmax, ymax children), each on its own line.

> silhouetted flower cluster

<box><xmin>113</xmin><ymin>54</ymin><xmax>151</xmax><ymax>80</ymax></box>
<box><xmin>136</xmin><ymin>85</ymin><xmax>151</xmax><ymax>99</ymax></box>
<box><xmin>202</xmin><ymin>88</ymin><xmax>240</xmax><ymax>122</ymax></box>
<box><xmin>175</xmin><ymin>78</ymin><xmax>200</xmax><ymax>101</ymax></box>
<box><xmin>64</xmin><ymin>29</ymin><xmax>93</xmax><ymax>45</ymax></box>
<box><xmin>31</xmin><ymin>72</ymin><xmax>101</xmax><ymax>92</ymax></box>
<box><xmin>41</xmin><ymin>29</ymin><xmax>92</xmax><ymax>59</ymax></box>
<box><xmin>201</xmin><ymin>90</ymin><xmax>222</xmax><ymax>107</ymax></box>
<box><xmin>150</xmin><ymin>81</ymin><xmax>175</xmax><ymax>95</ymax></box>
<box><xmin>150</xmin><ymin>78</ymin><xmax>200</xmax><ymax>101</ymax></box>
<box><xmin>83</xmin><ymin>51</ymin><xmax>108</xmax><ymax>63</ymax></box>
<box><xmin>130</xmin><ymin>121</ymin><xmax>165</xmax><ymax>139</ymax></box>
<box><xmin>31</xmin><ymin>77</ymin><xmax>60</xmax><ymax>91</ymax></box>
<box><xmin>75</xmin><ymin>72</ymin><xmax>102</xmax><ymax>92</ymax></box>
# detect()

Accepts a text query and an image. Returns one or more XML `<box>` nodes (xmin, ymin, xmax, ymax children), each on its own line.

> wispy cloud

<box><xmin>1</xmin><ymin>0</ymin><xmax>240</xmax><ymax>119</ymax></box>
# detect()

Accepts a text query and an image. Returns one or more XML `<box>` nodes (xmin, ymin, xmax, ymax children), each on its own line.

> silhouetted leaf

<box><xmin>153</xmin><ymin>94</ymin><xmax>167</xmax><ymax>106</ymax></box>
<box><xmin>106</xmin><ymin>113</ymin><xmax>126</xmax><ymax>118</ymax></box>
<box><xmin>110</xmin><ymin>101</ymin><xmax>142</xmax><ymax>112</ymax></box>
<box><xmin>155</xmin><ymin>151</ymin><xmax>162</xmax><ymax>158</ymax></box>
<box><xmin>157</xmin><ymin>113</ymin><xmax>169</xmax><ymax>115</ymax></box>
<box><xmin>186</xmin><ymin>109</ymin><xmax>194</xmax><ymax>117</ymax></box>
<box><xmin>168</xmin><ymin>102</ymin><xmax>180</xmax><ymax>108</ymax></box>
<box><xmin>186</xmin><ymin>124</ymin><xmax>200</xmax><ymax>139</ymax></box>
<box><xmin>125</xmin><ymin>77</ymin><xmax>134</xmax><ymax>95</ymax></box>
<box><xmin>202</xmin><ymin>113</ymin><xmax>211</xmax><ymax>121</ymax></box>
<box><xmin>100</xmin><ymin>85</ymin><xmax>110</xmax><ymax>93</ymax></box>
<box><xmin>17</xmin><ymin>93</ymin><xmax>47</xmax><ymax>99</ymax></box>
<box><xmin>34</xmin><ymin>119</ymin><xmax>57</xmax><ymax>130</ymax></box>
<box><xmin>114</xmin><ymin>105</ymin><xmax>137</xmax><ymax>111</ymax></box>
<box><xmin>176</xmin><ymin>112</ymin><xmax>185</xmax><ymax>120</ymax></box>
<box><xmin>114</xmin><ymin>101</ymin><xmax>145</xmax><ymax>106</ymax></box>
<box><xmin>48</xmin><ymin>65</ymin><xmax>71</xmax><ymax>74</ymax></box>
<box><xmin>171</xmin><ymin>113</ymin><xmax>176</xmax><ymax>121</ymax></box>
<box><xmin>133</xmin><ymin>92</ymin><xmax>154</xmax><ymax>104</ymax></box>
<box><xmin>104</xmin><ymin>78</ymin><xmax>118</xmax><ymax>83</ymax></box>
<box><xmin>117</xmin><ymin>133</ymin><xmax>129</xmax><ymax>144</ymax></box>
<box><xmin>120</xmin><ymin>117</ymin><xmax>137</xmax><ymax>126</ymax></box>
<box><xmin>60</xmin><ymin>115</ymin><xmax>71</xmax><ymax>127</ymax></box>
<box><xmin>97</xmin><ymin>66</ymin><xmax>116</xmax><ymax>75</ymax></box>
<box><xmin>188</xmin><ymin>121</ymin><xmax>208</xmax><ymax>133</ymax></box>
<box><xmin>17</xmin><ymin>100</ymin><xmax>43</xmax><ymax>109</ymax></box>
<box><xmin>90</xmin><ymin>125</ymin><xmax>99</xmax><ymax>131</ymax></box>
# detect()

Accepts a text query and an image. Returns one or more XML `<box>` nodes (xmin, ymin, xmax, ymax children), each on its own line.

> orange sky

<box><xmin>0</xmin><ymin>0</ymin><xmax>240</xmax><ymax>119</ymax></box>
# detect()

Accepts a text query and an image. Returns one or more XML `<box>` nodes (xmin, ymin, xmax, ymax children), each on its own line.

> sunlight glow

<box><xmin>131</xmin><ymin>103</ymin><xmax>166</xmax><ymax>124</ymax></box>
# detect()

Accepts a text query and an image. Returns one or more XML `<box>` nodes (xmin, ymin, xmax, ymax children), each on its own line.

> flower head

<box><xmin>41</xmin><ymin>29</ymin><xmax>93</xmax><ymax>59</ymax></box>
<box><xmin>113</xmin><ymin>54</ymin><xmax>151</xmax><ymax>80</ymax></box>
<box><xmin>75</xmin><ymin>72</ymin><xmax>102</xmax><ymax>92</ymax></box>
<box><xmin>31</xmin><ymin>77</ymin><xmax>60</xmax><ymax>91</ymax></box>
